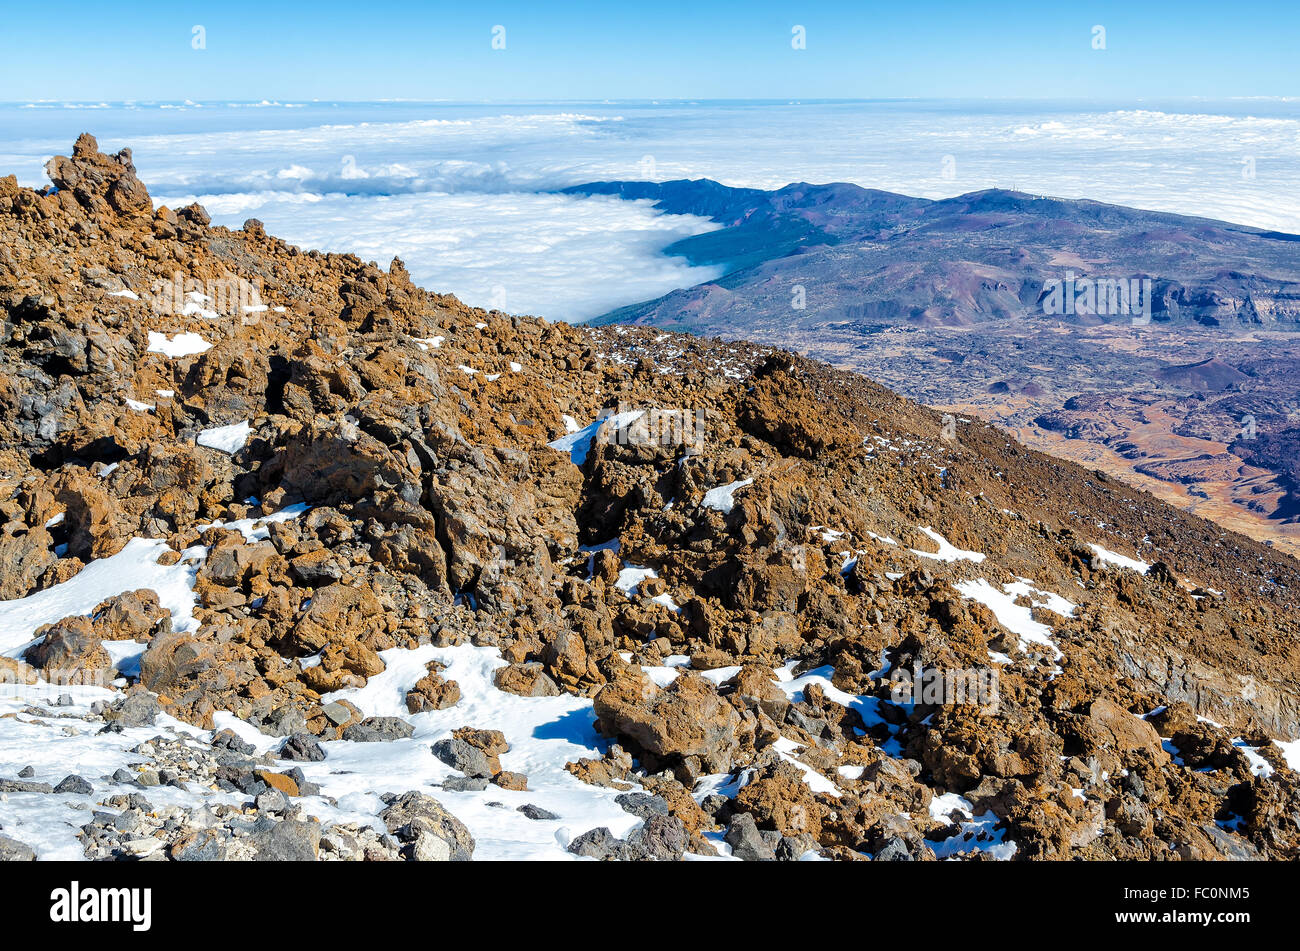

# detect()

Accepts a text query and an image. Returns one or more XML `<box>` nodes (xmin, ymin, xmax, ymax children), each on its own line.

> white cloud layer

<box><xmin>4</xmin><ymin>100</ymin><xmax>1299</xmax><ymax>321</ymax></box>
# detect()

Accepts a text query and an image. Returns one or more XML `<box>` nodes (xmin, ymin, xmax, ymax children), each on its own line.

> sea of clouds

<box><xmin>3</xmin><ymin>99</ymin><xmax>1298</xmax><ymax>321</ymax></box>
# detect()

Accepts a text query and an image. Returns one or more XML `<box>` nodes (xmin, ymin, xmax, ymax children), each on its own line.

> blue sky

<box><xmin>1</xmin><ymin>0</ymin><xmax>1296</xmax><ymax>102</ymax></box>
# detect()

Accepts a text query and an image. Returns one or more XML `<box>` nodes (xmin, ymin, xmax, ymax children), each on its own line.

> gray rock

<box><xmin>0</xmin><ymin>779</ymin><xmax>54</xmax><ymax>793</ymax></box>
<box><xmin>54</xmin><ymin>774</ymin><xmax>93</xmax><ymax>795</ymax></box>
<box><xmin>279</xmin><ymin>732</ymin><xmax>325</xmax><ymax>762</ymax></box>
<box><xmin>0</xmin><ymin>834</ymin><xmax>36</xmax><ymax>861</ymax></box>
<box><xmin>625</xmin><ymin>814</ymin><xmax>688</xmax><ymax>861</ymax></box>
<box><xmin>343</xmin><ymin>717</ymin><xmax>414</xmax><ymax>743</ymax></box>
<box><xmin>170</xmin><ymin>829</ymin><xmax>226</xmax><ymax>861</ymax></box>
<box><xmin>442</xmin><ymin>775</ymin><xmax>490</xmax><ymax>792</ymax></box>
<box><xmin>1202</xmin><ymin>824</ymin><xmax>1260</xmax><ymax>861</ymax></box>
<box><xmin>699</xmin><ymin>793</ymin><xmax>731</xmax><ymax>820</ymax></box>
<box><xmin>874</xmin><ymin>836</ymin><xmax>915</xmax><ymax>862</ymax></box>
<box><xmin>321</xmin><ymin>702</ymin><xmax>352</xmax><ymax>726</ymax></box>
<box><xmin>279</xmin><ymin>766</ymin><xmax>320</xmax><ymax>797</ymax></box>
<box><xmin>785</xmin><ymin>707</ymin><xmax>829</xmax><ymax>738</ymax></box>
<box><xmin>566</xmin><ymin>826</ymin><xmax>626</xmax><ymax>860</ymax></box>
<box><xmin>724</xmin><ymin>812</ymin><xmax>775</xmax><ymax>861</ymax></box>
<box><xmin>110</xmin><ymin>768</ymin><xmax>135</xmax><ymax>784</ymax></box>
<box><xmin>379</xmin><ymin>791</ymin><xmax>475</xmax><ymax>861</ymax></box>
<box><xmin>105</xmin><ymin>691</ymin><xmax>160</xmax><ymax>728</ymax></box>
<box><xmin>517</xmin><ymin>803</ymin><xmax>560</xmax><ymax>821</ymax></box>
<box><xmin>255</xmin><ymin>789</ymin><xmax>290</xmax><ymax>813</ymax></box>
<box><xmin>776</xmin><ymin>832</ymin><xmax>821</xmax><ymax>861</ymax></box>
<box><xmin>211</xmin><ymin>729</ymin><xmax>256</xmax><ymax>755</ymax></box>
<box><xmin>250</xmin><ymin>819</ymin><xmax>321</xmax><ymax>861</ymax></box>
<box><xmin>17</xmin><ymin>766</ymin><xmax>34</xmax><ymax>779</ymax></box>
<box><xmin>431</xmin><ymin>737</ymin><xmax>493</xmax><ymax>777</ymax></box>
<box><xmin>259</xmin><ymin>705</ymin><xmax>307</xmax><ymax>738</ymax></box>
<box><xmin>615</xmin><ymin>792</ymin><xmax>669</xmax><ymax>820</ymax></box>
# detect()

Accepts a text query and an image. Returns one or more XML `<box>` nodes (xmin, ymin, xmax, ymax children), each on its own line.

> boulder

<box><xmin>593</xmin><ymin>671</ymin><xmax>742</xmax><ymax>775</ymax></box>
<box><xmin>380</xmin><ymin>792</ymin><xmax>475</xmax><ymax>861</ymax></box>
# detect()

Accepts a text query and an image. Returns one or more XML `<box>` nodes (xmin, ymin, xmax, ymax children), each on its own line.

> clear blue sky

<box><xmin>1</xmin><ymin>0</ymin><xmax>1295</xmax><ymax>101</ymax></box>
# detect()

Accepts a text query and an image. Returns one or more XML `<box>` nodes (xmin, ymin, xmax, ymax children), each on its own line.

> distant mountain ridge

<box><xmin>564</xmin><ymin>179</ymin><xmax>1300</xmax><ymax>330</ymax></box>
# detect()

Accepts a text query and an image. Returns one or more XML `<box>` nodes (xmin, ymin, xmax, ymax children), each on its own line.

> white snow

<box><xmin>701</xmin><ymin>479</ymin><xmax>753</xmax><ymax>515</ymax></box>
<box><xmin>612</xmin><ymin>563</ymin><xmax>681</xmax><ymax>614</ymax></box>
<box><xmin>547</xmin><ymin>409</ymin><xmax>645</xmax><ymax>466</ymax></box>
<box><xmin>1273</xmin><ymin>738</ymin><xmax>1300</xmax><ymax>773</ymax></box>
<box><xmin>776</xmin><ymin>664</ymin><xmax>894</xmax><ymax>735</ymax></box>
<box><xmin>0</xmin><ymin>538</ymin><xmax>205</xmax><ymax>656</ymax></box>
<box><xmin>1005</xmin><ymin>579</ymin><xmax>1077</xmax><ymax>620</ymax></box>
<box><xmin>1088</xmin><ymin>543</ymin><xmax>1151</xmax><ymax>575</ymax></box>
<box><xmin>181</xmin><ymin>291</ymin><xmax>219</xmax><ymax>319</ymax></box>
<box><xmin>615</xmin><ymin>564</ymin><xmax>658</xmax><ymax>596</ymax></box>
<box><xmin>772</xmin><ymin>737</ymin><xmax>840</xmax><ymax>796</ymax></box>
<box><xmin>649</xmin><ymin>593</ymin><xmax>681</xmax><ymax>613</ymax></box>
<box><xmin>952</xmin><ymin>578</ymin><xmax>1067</xmax><ymax>659</ymax></box>
<box><xmin>926</xmin><ymin>792</ymin><xmax>1016</xmax><ymax>860</ymax></box>
<box><xmin>146</xmin><ymin>331</ymin><xmax>211</xmax><ymax>358</ymax></box>
<box><xmin>1234</xmin><ymin>740</ymin><xmax>1274</xmax><ymax>778</ymax></box>
<box><xmin>305</xmin><ymin>644</ymin><xmax>653</xmax><ymax>860</ymax></box>
<box><xmin>107</xmin><ymin>289</ymin><xmax>139</xmax><ymax>300</ymax></box>
<box><xmin>196</xmin><ymin>420</ymin><xmax>252</xmax><ymax>453</ymax></box>
<box><xmin>910</xmin><ymin>526</ymin><xmax>986</xmax><ymax>563</ymax></box>
<box><xmin>0</xmin><ymin>635</ymin><xmax>726</xmax><ymax>861</ymax></box>
<box><xmin>124</xmin><ymin>398</ymin><xmax>154</xmax><ymax>412</ymax></box>
<box><xmin>0</xmin><ymin>692</ymin><xmax>243</xmax><ymax>859</ymax></box>
<box><xmin>196</xmin><ymin>503</ymin><xmax>310</xmax><ymax>543</ymax></box>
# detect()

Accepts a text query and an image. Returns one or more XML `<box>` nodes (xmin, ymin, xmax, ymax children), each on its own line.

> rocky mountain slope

<box><xmin>569</xmin><ymin>179</ymin><xmax>1300</xmax><ymax>557</ymax></box>
<box><xmin>2</xmin><ymin>137</ymin><xmax>1300</xmax><ymax>862</ymax></box>
<box><xmin>571</xmin><ymin>179</ymin><xmax>1300</xmax><ymax>330</ymax></box>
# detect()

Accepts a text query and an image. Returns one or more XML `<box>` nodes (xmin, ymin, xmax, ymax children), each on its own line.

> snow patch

<box><xmin>196</xmin><ymin>420</ymin><xmax>252</xmax><ymax>454</ymax></box>
<box><xmin>548</xmin><ymin>409</ymin><xmax>646</xmax><ymax>466</ymax></box>
<box><xmin>146</xmin><ymin>331</ymin><xmax>211</xmax><ymax>358</ymax></box>
<box><xmin>910</xmin><ymin>526</ymin><xmax>986</xmax><ymax>563</ymax></box>
<box><xmin>0</xmin><ymin>538</ymin><xmax>204</xmax><ymax>655</ymax></box>
<box><xmin>1088</xmin><ymin>543</ymin><xmax>1151</xmax><ymax>575</ymax></box>
<box><xmin>701</xmin><ymin>479</ymin><xmax>753</xmax><ymax>515</ymax></box>
<box><xmin>952</xmin><ymin>578</ymin><xmax>1067</xmax><ymax>659</ymax></box>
